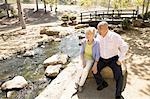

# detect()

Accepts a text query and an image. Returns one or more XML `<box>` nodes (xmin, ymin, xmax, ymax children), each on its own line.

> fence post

<box><xmin>103</xmin><ymin>12</ymin><xmax>104</xmax><ymax>19</ymax></box>
<box><xmin>81</xmin><ymin>13</ymin><xmax>82</xmax><ymax>23</ymax></box>
<box><xmin>90</xmin><ymin>13</ymin><xmax>92</xmax><ymax>21</ymax></box>
<box><xmin>95</xmin><ymin>11</ymin><xmax>97</xmax><ymax>21</ymax></box>
<box><xmin>112</xmin><ymin>10</ymin><xmax>114</xmax><ymax>21</ymax></box>
<box><xmin>133</xmin><ymin>10</ymin><xmax>135</xmax><ymax>18</ymax></box>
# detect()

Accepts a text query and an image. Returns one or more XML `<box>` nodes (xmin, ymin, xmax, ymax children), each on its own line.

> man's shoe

<box><xmin>97</xmin><ymin>81</ymin><xmax>108</xmax><ymax>91</ymax></box>
<box><xmin>116</xmin><ymin>95</ymin><xmax>124</xmax><ymax>99</ymax></box>
<box><xmin>78</xmin><ymin>86</ymin><xmax>83</xmax><ymax>92</ymax></box>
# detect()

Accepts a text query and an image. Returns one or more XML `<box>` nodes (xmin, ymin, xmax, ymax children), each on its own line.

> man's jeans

<box><xmin>93</xmin><ymin>55</ymin><xmax>123</xmax><ymax>97</ymax></box>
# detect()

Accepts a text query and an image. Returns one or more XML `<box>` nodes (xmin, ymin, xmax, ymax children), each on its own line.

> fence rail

<box><xmin>80</xmin><ymin>9</ymin><xmax>138</xmax><ymax>23</ymax></box>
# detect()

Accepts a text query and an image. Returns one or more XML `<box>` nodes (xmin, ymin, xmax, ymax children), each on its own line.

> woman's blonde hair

<box><xmin>85</xmin><ymin>27</ymin><xmax>96</xmax><ymax>36</ymax></box>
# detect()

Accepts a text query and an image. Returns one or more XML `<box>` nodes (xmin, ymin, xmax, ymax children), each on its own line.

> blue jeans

<box><xmin>93</xmin><ymin>55</ymin><xmax>123</xmax><ymax>97</ymax></box>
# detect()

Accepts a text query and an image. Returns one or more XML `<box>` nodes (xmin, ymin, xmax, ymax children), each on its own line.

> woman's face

<box><xmin>86</xmin><ymin>32</ymin><xmax>94</xmax><ymax>41</ymax></box>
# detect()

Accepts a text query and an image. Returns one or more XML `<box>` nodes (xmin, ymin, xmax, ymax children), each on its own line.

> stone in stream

<box><xmin>1</xmin><ymin>76</ymin><xmax>28</xmax><ymax>91</ymax></box>
<box><xmin>78</xmin><ymin>34</ymin><xmax>85</xmax><ymax>40</ymax></box>
<box><xmin>75</xmin><ymin>24</ymin><xmax>89</xmax><ymax>29</ymax></box>
<box><xmin>36</xmin><ymin>61</ymin><xmax>78</xmax><ymax>99</ymax></box>
<box><xmin>23</xmin><ymin>50</ymin><xmax>35</xmax><ymax>57</ymax></box>
<box><xmin>43</xmin><ymin>53</ymin><xmax>69</xmax><ymax>66</ymax></box>
<box><xmin>40</xmin><ymin>27</ymin><xmax>60</xmax><ymax>36</ymax></box>
<box><xmin>45</xmin><ymin>64</ymin><xmax>62</xmax><ymax>78</ymax></box>
<box><xmin>54</xmin><ymin>38</ymin><xmax>61</xmax><ymax>42</ymax></box>
<box><xmin>59</xmin><ymin>31</ymin><xmax>70</xmax><ymax>38</ymax></box>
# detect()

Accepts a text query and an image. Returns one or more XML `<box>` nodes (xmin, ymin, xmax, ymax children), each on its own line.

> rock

<box><xmin>132</xmin><ymin>19</ymin><xmax>144</xmax><ymax>27</ymax></box>
<box><xmin>43</xmin><ymin>53</ymin><xmax>69</xmax><ymax>66</ymax></box>
<box><xmin>78</xmin><ymin>34</ymin><xmax>85</xmax><ymax>39</ymax></box>
<box><xmin>23</xmin><ymin>50</ymin><xmax>35</xmax><ymax>57</ymax></box>
<box><xmin>35</xmin><ymin>63</ymin><xmax>78</xmax><ymax>99</ymax></box>
<box><xmin>0</xmin><ymin>56</ymin><xmax>3</xmax><ymax>61</ymax></box>
<box><xmin>54</xmin><ymin>38</ymin><xmax>61</xmax><ymax>42</ymax></box>
<box><xmin>40</xmin><ymin>28</ymin><xmax>60</xmax><ymax>36</ymax></box>
<box><xmin>75</xmin><ymin>24</ymin><xmax>89</xmax><ymax>29</ymax></box>
<box><xmin>59</xmin><ymin>31</ymin><xmax>70</xmax><ymax>37</ymax></box>
<box><xmin>45</xmin><ymin>65</ymin><xmax>62</xmax><ymax>78</ymax></box>
<box><xmin>1</xmin><ymin>76</ymin><xmax>28</xmax><ymax>91</ymax></box>
<box><xmin>113</xmin><ymin>28</ymin><xmax>126</xmax><ymax>34</ymax></box>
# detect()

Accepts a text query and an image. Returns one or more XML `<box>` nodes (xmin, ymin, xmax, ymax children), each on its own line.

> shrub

<box><xmin>61</xmin><ymin>14</ymin><xmax>69</xmax><ymax>22</ymax></box>
<box><xmin>121</xmin><ymin>18</ymin><xmax>131</xmax><ymax>30</ymax></box>
<box><xmin>143</xmin><ymin>11</ymin><xmax>150</xmax><ymax>20</ymax></box>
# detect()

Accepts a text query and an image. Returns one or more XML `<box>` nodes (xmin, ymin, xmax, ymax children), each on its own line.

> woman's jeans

<box><xmin>76</xmin><ymin>60</ymin><xmax>94</xmax><ymax>87</ymax></box>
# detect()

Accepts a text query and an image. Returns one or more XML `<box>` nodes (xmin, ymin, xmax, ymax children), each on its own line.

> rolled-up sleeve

<box><xmin>117</xmin><ymin>35</ymin><xmax>129</xmax><ymax>61</ymax></box>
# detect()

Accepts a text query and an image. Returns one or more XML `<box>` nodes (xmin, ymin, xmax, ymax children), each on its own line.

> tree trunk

<box><xmin>17</xmin><ymin>0</ymin><xmax>26</xmax><ymax>29</ymax></box>
<box><xmin>145</xmin><ymin>0</ymin><xmax>150</xmax><ymax>13</ymax></box>
<box><xmin>107</xmin><ymin>0</ymin><xmax>111</xmax><ymax>14</ymax></box>
<box><xmin>43</xmin><ymin>0</ymin><xmax>46</xmax><ymax>13</ymax></box>
<box><xmin>142</xmin><ymin>0</ymin><xmax>146</xmax><ymax>14</ymax></box>
<box><xmin>35</xmin><ymin>0</ymin><xmax>39</xmax><ymax>11</ymax></box>
<box><xmin>4</xmin><ymin>0</ymin><xmax>9</xmax><ymax>18</ymax></box>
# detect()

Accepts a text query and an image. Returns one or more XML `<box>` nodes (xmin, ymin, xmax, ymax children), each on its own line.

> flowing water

<box><xmin>0</xmin><ymin>32</ymin><xmax>81</xmax><ymax>99</ymax></box>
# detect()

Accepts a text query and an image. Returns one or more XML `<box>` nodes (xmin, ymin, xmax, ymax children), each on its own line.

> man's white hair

<box><xmin>97</xmin><ymin>21</ymin><xmax>108</xmax><ymax>29</ymax></box>
<box><xmin>85</xmin><ymin>27</ymin><xmax>96</xmax><ymax>35</ymax></box>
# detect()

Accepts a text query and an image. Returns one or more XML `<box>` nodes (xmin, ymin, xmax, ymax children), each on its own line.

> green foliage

<box><xmin>61</xmin><ymin>13</ymin><xmax>69</xmax><ymax>22</ymax></box>
<box><xmin>69</xmin><ymin>13</ymin><xmax>77</xmax><ymax>21</ymax></box>
<box><xmin>80</xmin><ymin>0</ymin><xmax>93</xmax><ymax>7</ymax></box>
<box><xmin>121</xmin><ymin>18</ymin><xmax>131</xmax><ymax>30</ymax></box>
<box><xmin>113</xmin><ymin>0</ymin><xmax>132</xmax><ymax>9</ymax></box>
<box><xmin>45</xmin><ymin>0</ymin><xmax>56</xmax><ymax>4</ymax></box>
<box><xmin>135</xmin><ymin>0</ymin><xmax>144</xmax><ymax>6</ymax></box>
<box><xmin>22</xmin><ymin>0</ymin><xmax>30</xmax><ymax>3</ymax></box>
<box><xmin>11</xmin><ymin>9</ymin><xmax>18</xmax><ymax>17</ymax></box>
<box><xmin>143</xmin><ymin>11</ymin><xmax>150</xmax><ymax>20</ymax></box>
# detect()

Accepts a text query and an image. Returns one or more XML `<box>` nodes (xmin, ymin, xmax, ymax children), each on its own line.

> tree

<box><xmin>145</xmin><ymin>0</ymin><xmax>150</xmax><ymax>13</ymax></box>
<box><xmin>4</xmin><ymin>0</ymin><xmax>9</xmax><ymax>17</ymax></box>
<box><xmin>107</xmin><ymin>0</ymin><xmax>111</xmax><ymax>14</ymax></box>
<box><xmin>35</xmin><ymin>0</ymin><xmax>39</xmax><ymax>11</ymax></box>
<box><xmin>45</xmin><ymin>0</ymin><xmax>58</xmax><ymax>12</ymax></box>
<box><xmin>17</xmin><ymin>0</ymin><xmax>26</xmax><ymax>29</ymax></box>
<box><xmin>142</xmin><ymin>0</ymin><xmax>146</xmax><ymax>14</ymax></box>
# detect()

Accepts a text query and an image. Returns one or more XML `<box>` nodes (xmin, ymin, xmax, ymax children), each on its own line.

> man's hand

<box><xmin>116</xmin><ymin>60</ymin><xmax>122</xmax><ymax>66</ymax></box>
<box><xmin>92</xmin><ymin>64</ymin><xmax>97</xmax><ymax>74</ymax></box>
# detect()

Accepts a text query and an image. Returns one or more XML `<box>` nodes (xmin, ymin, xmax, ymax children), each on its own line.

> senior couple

<box><xmin>76</xmin><ymin>21</ymin><xmax>128</xmax><ymax>99</ymax></box>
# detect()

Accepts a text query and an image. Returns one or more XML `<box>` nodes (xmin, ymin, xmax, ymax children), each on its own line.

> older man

<box><xmin>92</xmin><ymin>21</ymin><xmax>128</xmax><ymax>99</ymax></box>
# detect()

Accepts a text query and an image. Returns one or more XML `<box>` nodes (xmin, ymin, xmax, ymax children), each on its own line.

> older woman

<box><xmin>76</xmin><ymin>27</ymin><xmax>100</xmax><ymax>92</ymax></box>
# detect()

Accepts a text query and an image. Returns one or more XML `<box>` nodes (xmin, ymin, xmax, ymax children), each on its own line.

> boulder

<box><xmin>113</xmin><ymin>28</ymin><xmax>126</xmax><ymax>34</ymax></box>
<box><xmin>75</xmin><ymin>24</ymin><xmax>89</xmax><ymax>29</ymax></box>
<box><xmin>45</xmin><ymin>65</ymin><xmax>62</xmax><ymax>78</ymax></box>
<box><xmin>54</xmin><ymin>38</ymin><xmax>61</xmax><ymax>42</ymax></box>
<box><xmin>36</xmin><ymin>62</ymin><xmax>78</xmax><ymax>99</ymax></box>
<box><xmin>40</xmin><ymin>28</ymin><xmax>60</xmax><ymax>36</ymax></box>
<box><xmin>132</xmin><ymin>19</ymin><xmax>144</xmax><ymax>27</ymax></box>
<box><xmin>43</xmin><ymin>53</ymin><xmax>69</xmax><ymax>66</ymax></box>
<box><xmin>78</xmin><ymin>34</ymin><xmax>85</xmax><ymax>40</ymax></box>
<box><xmin>23</xmin><ymin>50</ymin><xmax>35</xmax><ymax>57</ymax></box>
<box><xmin>1</xmin><ymin>76</ymin><xmax>28</xmax><ymax>91</ymax></box>
<box><xmin>59</xmin><ymin>31</ymin><xmax>70</xmax><ymax>37</ymax></box>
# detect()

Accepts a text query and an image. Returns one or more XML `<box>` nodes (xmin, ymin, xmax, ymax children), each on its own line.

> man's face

<box><xmin>98</xmin><ymin>25</ymin><xmax>108</xmax><ymax>35</ymax></box>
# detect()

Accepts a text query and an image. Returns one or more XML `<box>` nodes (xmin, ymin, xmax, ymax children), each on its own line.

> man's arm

<box><xmin>116</xmin><ymin>34</ymin><xmax>129</xmax><ymax>64</ymax></box>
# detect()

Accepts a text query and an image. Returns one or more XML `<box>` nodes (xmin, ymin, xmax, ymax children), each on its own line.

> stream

<box><xmin>0</xmin><ymin>31</ymin><xmax>81</xmax><ymax>99</ymax></box>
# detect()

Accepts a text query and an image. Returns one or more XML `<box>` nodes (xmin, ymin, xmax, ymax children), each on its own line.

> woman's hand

<box><xmin>80</xmin><ymin>61</ymin><xmax>86</xmax><ymax>68</ymax></box>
